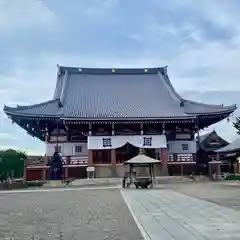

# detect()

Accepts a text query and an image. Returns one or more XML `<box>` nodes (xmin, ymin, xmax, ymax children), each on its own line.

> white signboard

<box><xmin>87</xmin><ymin>135</ymin><xmax>167</xmax><ymax>150</ymax></box>
<box><xmin>87</xmin><ymin>167</ymin><xmax>95</xmax><ymax>172</ymax></box>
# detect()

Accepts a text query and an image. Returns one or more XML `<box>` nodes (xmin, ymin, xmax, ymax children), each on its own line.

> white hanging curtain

<box><xmin>87</xmin><ymin>135</ymin><xmax>167</xmax><ymax>150</ymax></box>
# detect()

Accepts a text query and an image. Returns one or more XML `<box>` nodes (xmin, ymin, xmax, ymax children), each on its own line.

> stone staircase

<box><xmin>43</xmin><ymin>180</ymin><xmax>65</xmax><ymax>188</ymax></box>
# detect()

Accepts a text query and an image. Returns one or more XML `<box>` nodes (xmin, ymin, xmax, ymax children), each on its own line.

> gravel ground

<box><xmin>165</xmin><ymin>181</ymin><xmax>240</xmax><ymax>211</ymax></box>
<box><xmin>0</xmin><ymin>188</ymin><xmax>143</xmax><ymax>240</ymax></box>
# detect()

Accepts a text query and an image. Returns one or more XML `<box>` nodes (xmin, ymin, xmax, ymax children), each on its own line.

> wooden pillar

<box><xmin>111</xmin><ymin>123</ymin><xmax>117</xmax><ymax>177</ymax></box>
<box><xmin>140</xmin><ymin>123</ymin><xmax>144</xmax><ymax>135</ymax></box>
<box><xmin>161</xmin><ymin>148</ymin><xmax>169</xmax><ymax>175</ymax></box>
<box><xmin>88</xmin><ymin>123</ymin><xmax>93</xmax><ymax>167</ymax></box>
<box><xmin>216</xmin><ymin>163</ymin><xmax>221</xmax><ymax>178</ymax></box>
<box><xmin>161</xmin><ymin>123</ymin><xmax>169</xmax><ymax>176</ymax></box>
<box><xmin>42</xmin><ymin>169</ymin><xmax>46</xmax><ymax>181</ymax></box>
<box><xmin>215</xmin><ymin>152</ymin><xmax>221</xmax><ymax>179</ymax></box>
<box><xmin>111</xmin><ymin>150</ymin><xmax>116</xmax><ymax>165</ymax></box>
<box><xmin>88</xmin><ymin>149</ymin><xmax>93</xmax><ymax>167</ymax></box>
<box><xmin>233</xmin><ymin>159</ymin><xmax>238</xmax><ymax>174</ymax></box>
<box><xmin>208</xmin><ymin>162</ymin><xmax>212</xmax><ymax>177</ymax></box>
<box><xmin>237</xmin><ymin>159</ymin><xmax>240</xmax><ymax>173</ymax></box>
<box><xmin>44</xmin><ymin>125</ymin><xmax>49</xmax><ymax>164</ymax></box>
<box><xmin>23</xmin><ymin>166</ymin><xmax>27</xmax><ymax>183</ymax></box>
<box><xmin>64</xmin><ymin>167</ymin><xmax>69</xmax><ymax>180</ymax></box>
<box><xmin>180</xmin><ymin>163</ymin><xmax>183</xmax><ymax>176</ymax></box>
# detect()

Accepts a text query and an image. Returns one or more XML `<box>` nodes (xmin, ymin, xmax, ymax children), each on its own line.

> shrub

<box><xmin>225</xmin><ymin>174</ymin><xmax>240</xmax><ymax>181</ymax></box>
<box><xmin>26</xmin><ymin>181</ymin><xmax>44</xmax><ymax>187</ymax></box>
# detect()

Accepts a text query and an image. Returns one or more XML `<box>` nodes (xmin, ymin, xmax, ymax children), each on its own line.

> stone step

<box><xmin>43</xmin><ymin>180</ymin><xmax>64</xmax><ymax>188</ymax></box>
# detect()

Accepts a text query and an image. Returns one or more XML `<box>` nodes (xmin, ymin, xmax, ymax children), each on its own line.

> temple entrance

<box><xmin>145</xmin><ymin>149</ymin><xmax>156</xmax><ymax>159</ymax></box>
<box><xmin>116</xmin><ymin>143</ymin><xmax>139</xmax><ymax>164</ymax></box>
<box><xmin>68</xmin><ymin>167</ymin><xmax>87</xmax><ymax>179</ymax></box>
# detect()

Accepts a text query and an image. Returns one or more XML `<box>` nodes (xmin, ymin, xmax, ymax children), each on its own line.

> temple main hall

<box><xmin>3</xmin><ymin>66</ymin><xmax>237</xmax><ymax>180</ymax></box>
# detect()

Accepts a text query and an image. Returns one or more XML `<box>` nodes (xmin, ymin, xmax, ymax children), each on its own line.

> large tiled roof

<box><xmin>4</xmin><ymin>66</ymin><xmax>237</xmax><ymax>120</ymax></box>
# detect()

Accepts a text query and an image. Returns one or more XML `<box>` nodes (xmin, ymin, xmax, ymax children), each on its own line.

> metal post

<box><xmin>181</xmin><ymin>163</ymin><xmax>183</xmax><ymax>176</ymax></box>
<box><xmin>152</xmin><ymin>164</ymin><xmax>155</xmax><ymax>184</ymax></box>
<box><xmin>129</xmin><ymin>164</ymin><xmax>132</xmax><ymax>185</ymax></box>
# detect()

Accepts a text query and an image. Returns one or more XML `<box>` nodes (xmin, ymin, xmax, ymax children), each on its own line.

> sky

<box><xmin>0</xmin><ymin>0</ymin><xmax>240</xmax><ymax>155</ymax></box>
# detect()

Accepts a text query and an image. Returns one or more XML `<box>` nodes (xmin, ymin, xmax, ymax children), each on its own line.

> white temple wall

<box><xmin>45</xmin><ymin>142</ymin><xmax>88</xmax><ymax>156</ymax></box>
<box><xmin>45</xmin><ymin>139</ymin><xmax>197</xmax><ymax>157</ymax></box>
<box><xmin>167</xmin><ymin>140</ymin><xmax>197</xmax><ymax>154</ymax></box>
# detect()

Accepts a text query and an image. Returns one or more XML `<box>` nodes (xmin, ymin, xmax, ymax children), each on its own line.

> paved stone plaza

<box><xmin>167</xmin><ymin>181</ymin><xmax>240</xmax><ymax>211</ymax></box>
<box><xmin>0</xmin><ymin>188</ymin><xmax>143</xmax><ymax>240</ymax></box>
<box><xmin>122</xmin><ymin>188</ymin><xmax>240</xmax><ymax>240</ymax></box>
<box><xmin>1</xmin><ymin>183</ymin><xmax>240</xmax><ymax>239</ymax></box>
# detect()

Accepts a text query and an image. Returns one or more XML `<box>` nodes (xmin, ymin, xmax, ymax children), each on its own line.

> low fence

<box><xmin>167</xmin><ymin>154</ymin><xmax>196</xmax><ymax>163</ymax></box>
<box><xmin>27</xmin><ymin>156</ymin><xmax>88</xmax><ymax>166</ymax></box>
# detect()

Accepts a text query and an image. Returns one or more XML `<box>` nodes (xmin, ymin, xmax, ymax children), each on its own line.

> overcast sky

<box><xmin>0</xmin><ymin>0</ymin><xmax>240</xmax><ymax>155</ymax></box>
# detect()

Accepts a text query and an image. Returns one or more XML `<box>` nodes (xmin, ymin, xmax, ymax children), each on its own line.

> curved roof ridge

<box><xmin>59</xmin><ymin>70</ymin><xmax>69</xmax><ymax>107</ymax></box>
<box><xmin>159</xmin><ymin>69</ymin><xmax>183</xmax><ymax>102</ymax></box>
<box><xmin>58</xmin><ymin>65</ymin><xmax>164</xmax><ymax>71</ymax></box>
<box><xmin>184</xmin><ymin>99</ymin><xmax>236</xmax><ymax>109</ymax></box>
<box><xmin>157</xmin><ymin>70</ymin><xmax>182</xmax><ymax>103</ymax></box>
<box><xmin>4</xmin><ymin>99</ymin><xmax>59</xmax><ymax>111</ymax></box>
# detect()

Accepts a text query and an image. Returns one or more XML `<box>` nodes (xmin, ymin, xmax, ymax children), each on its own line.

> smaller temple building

<box><xmin>215</xmin><ymin>138</ymin><xmax>240</xmax><ymax>174</ymax></box>
<box><xmin>197</xmin><ymin>130</ymin><xmax>229</xmax><ymax>174</ymax></box>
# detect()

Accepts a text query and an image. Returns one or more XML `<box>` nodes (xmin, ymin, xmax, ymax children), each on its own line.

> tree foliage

<box><xmin>0</xmin><ymin>149</ymin><xmax>27</xmax><ymax>182</ymax></box>
<box><xmin>233</xmin><ymin>117</ymin><xmax>240</xmax><ymax>135</ymax></box>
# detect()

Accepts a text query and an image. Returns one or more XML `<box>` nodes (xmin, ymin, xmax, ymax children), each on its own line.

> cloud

<box><xmin>1</xmin><ymin>0</ymin><xmax>240</xmax><ymax>154</ymax></box>
<box><xmin>182</xmin><ymin>90</ymin><xmax>239</xmax><ymax>142</ymax></box>
<box><xmin>0</xmin><ymin>133</ymin><xmax>17</xmax><ymax>141</ymax></box>
<box><xmin>0</xmin><ymin>0</ymin><xmax>56</xmax><ymax>35</ymax></box>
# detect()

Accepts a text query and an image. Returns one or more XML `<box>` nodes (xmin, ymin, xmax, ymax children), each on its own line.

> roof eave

<box><xmin>4</xmin><ymin>110</ymin><xmax>62</xmax><ymax>119</ymax></box>
<box><xmin>62</xmin><ymin>116</ymin><xmax>197</xmax><ymax>121</ymax></box>
<box><xmin>186</xmin><ymin>108</ymin><xmax>236</xmax><ymax>116</ymax></box>
<box><xmin>216</xmin><ymin>149</ymin><xmax>240</xmax><ymax>154</ymax></box>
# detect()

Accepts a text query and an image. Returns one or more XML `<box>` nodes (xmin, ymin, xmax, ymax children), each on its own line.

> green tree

<box><xmin>233</xmin><ymin>117</ymin><xmax>240</xmax><ymax>135</ymax></box>
<box><xmin>0</xmin><ymin>149</ymin><xmax>27</xmax><ymax>182</ymax></box>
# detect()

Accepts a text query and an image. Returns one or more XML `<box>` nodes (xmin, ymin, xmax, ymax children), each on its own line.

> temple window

<box><xmin>75</xmin><ymin>145</ymin><xmax>82</xmax><ymax>154</ymax></box>
<box><xmin>182</xmin><ymin>143</ymin><xmax>189</xmax><ymax>151</ymax></box>
<box><xmin>93</xmin><ymin>150</ymin><xmax>111</xmax><ymax>164</ymax></box>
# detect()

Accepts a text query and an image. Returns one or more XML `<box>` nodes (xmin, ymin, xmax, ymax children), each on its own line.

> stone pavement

<box><xmin>0</xmin><ymin>188</ymin><xmax>143</xmax><ymax>240</ymax></box>
<box><xmin>69</xmin><ymin>176</ymin><xmax>195</xmax><ymax>187</ymax></box>
<box><xmin>121</xmin><ymin>189</ymin><xmax>240</xmax><ymax>240</ymax></box>
<box><xmin>167</xmin><ymin>182</ymin><xmax>240</xmax><ymax>211</ymax></box>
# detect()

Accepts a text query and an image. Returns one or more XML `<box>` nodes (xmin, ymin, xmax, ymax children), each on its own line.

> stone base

<box><xmin>95</xmin><ymin>165</ymin><xmax>124</xmax><ymax>178</ymax></box>
<box><xmin>153</xmin><ymin>164</ymin><xmax>162</xmax><ymax>176</ymax></box>
<box><xmin>94</xmin><ymin>164</ymin><xmax>163</xmax><ymax>178</ymax></box>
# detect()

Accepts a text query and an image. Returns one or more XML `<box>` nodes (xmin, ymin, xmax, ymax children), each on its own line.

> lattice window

<box><xmin>143</xmin><ymin>137</ymin><xmax>152</xmax><ymax>147</ymax></box>
<box><xmin>75</xmin><ymin>145</ymin><xmax>82</xmax><ymax>153</ymax></box>
<box><xmin>102</xmin><ymin>138</ymin><xmax>112</xmax><ymax>147</ymax></box>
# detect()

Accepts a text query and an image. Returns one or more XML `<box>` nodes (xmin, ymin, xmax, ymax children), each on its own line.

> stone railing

<box><xmin>27</xmin><ymin>156</ymin><xmax>88</xmax><ymax>166</ymax></box>
<box><xmin>167</xmin><ymin>154</ymin><xmax>196</xmax><ymax>163</ymax></box>
<box><xmin>62</xmin><ymin>156</ymin><xmax>88</xmax><ymax>165</ymax></box>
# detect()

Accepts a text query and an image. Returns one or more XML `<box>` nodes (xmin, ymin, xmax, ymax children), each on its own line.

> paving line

<box><xmin>121</xmin><ymin>190</ymin><xmax>152</xmax><ymax>240</ymax></box>
<box><xmin>0</xmin><ymin>185</ymin><xmax>119</xmax><ymax>194</ymax></box>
